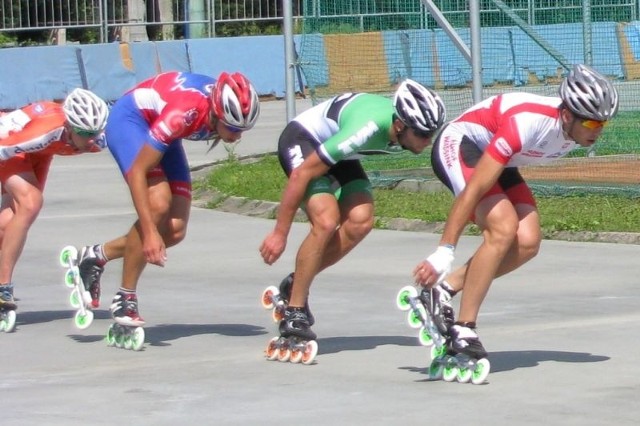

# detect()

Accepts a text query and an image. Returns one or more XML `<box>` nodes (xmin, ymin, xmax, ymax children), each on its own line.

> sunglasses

<box><xmin>412</xmin><ymin>128</ymin><xmax>435</xmax><ymax>139</ymax></box>
<box><xmin>579</xmin><ymin>118</ymin><xmax>608</xmax><ymax>130</ymax></box>
<box><xmin>225</xmin><ymin>123</ymin><xmax>243</xmax><ymax>134</ymax></box>
<box><xmin>73</xmin><ymin>127</ymin><xmax>101</xmax><ymax>138</ymax></box>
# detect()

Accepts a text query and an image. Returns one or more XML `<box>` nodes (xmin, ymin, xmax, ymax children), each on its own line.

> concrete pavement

<box><xmin>3</xmin><ymin>99</ymin><xmax>640</xmax><ymax>425</ymax></box>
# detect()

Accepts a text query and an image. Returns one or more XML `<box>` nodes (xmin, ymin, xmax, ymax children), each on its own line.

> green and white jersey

<box><xmin>292</xmin><ymin>93</ymin><xmax>403</xmax><ymax>166</ymax></box>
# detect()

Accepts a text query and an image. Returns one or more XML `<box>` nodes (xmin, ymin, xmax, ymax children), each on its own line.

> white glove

<box><xmin>425</xmin><ymin>245</ymin><xmax>455</xmax><ymax>283</ymax></box>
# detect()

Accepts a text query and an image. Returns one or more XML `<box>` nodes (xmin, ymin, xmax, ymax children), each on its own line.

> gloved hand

<box><xmin>414</xmin><ymin>245</ymin><xmax>455</xmax><ymax>286</ymax></box>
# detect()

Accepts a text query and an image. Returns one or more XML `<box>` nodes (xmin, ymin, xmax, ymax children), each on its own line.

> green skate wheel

<box><xmin>428</xmin><ymin>359</ymin><xmax>444</xmax><ymax>380</ymax></box>
<box><xmin>396</xmin><ymin>285</ymin><xmax>417</xmax><ymax>311</ymax></box>
<box><xmin>430</xmin><ymin>344</ymin><xmax>447</xmax><ymax>360</ymax></box>
<box><xmin>418</xmin><ymin>326</ymin><xmax>434</xmax><ymax>346</ymax></box>
<box><xmin>114</xmin><ymin>330</ymin><xmax>125</xmax><ymax>348</ymax></box>
<box><xmin>407</xmin><ymin>304</ymin><xmax>426</xmax><ymax>329</ymax></box>
<box><xmin>301</xmin><ymin>340</ymin><xmax>318</xmax><ymax>365</ymax></box>
<box><xmin>59</xmin><ymin>245</ymin><xmax>78</xmax><ymax>267</ymax></box>
<box><xmin>265</xmin><ymin>337</ymin><xmax>280</xmax><ymax>361</ymax></box>
<box><xmin>123</xmin><ymin>335</ymin><xmax>133</xmax><ymax>350</ymax></box>
<box><xmin>69</xmin><ymin>288</ymin><xmax>81</xmax><ymax>309</ymax></box>
<box><xmin>131</xmin><ymin>327</ymin><xmax>145</xmax><ymax>351</ymax></box>
<box><xmin>261</xmin><ymin>286</ymin><xmax>279</xmax><ymax>309</ymax></box>
<box><xmin>64</xmin><ymin>269</ymin><xmax>76</xmax><ymax>288</ymax></box>
<box><xmin>442</xmin><ymin>364</ymin><xmax>458</xmax><ymax>382</ymax></box>
<box><xmin>106</xmin><ymin>324</ymin><xmax>116</xmax><ymax>346</ymax></box>
<box><xmin>471</xmin><ymin>358</ymin><xmax>490</xmax><ymax>385</ymax></box>
<box><xmin>74</xmin><ymin>309</ymin><xmax>93</xmax><ymax>330</ymax></box>
<box><xmin>457</xmin><ymin>367</ymin><xmax>472</xmax><ymax>383</ymax></box>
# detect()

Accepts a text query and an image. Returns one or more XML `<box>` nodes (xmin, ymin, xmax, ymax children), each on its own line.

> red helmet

<box><xmin>211</xmin><ymin>72</ymin><xmax>260</xmax><ymax>131</ymax></box>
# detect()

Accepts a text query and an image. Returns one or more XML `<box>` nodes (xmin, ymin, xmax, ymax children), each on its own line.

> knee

<box><xmin>517</xmin><ymin>228</ymin><xmax>542</xmax><ymax>262</ymax></box>
<box><xmin>342</xmin><ymin>213</ymin><xmax>374</xmax><ymax>242</ymax></box>
<box><xmin>164</xmin><ymin>219</ymin><xmax>187</xmax><ymax>248</ymax></box>
<box><xmin>16</xmin><ymin>191</ymin><xmax>43</xmax><ymax>224</ymax></box>
<box><xmin>310</xmin><ymin>213</ymin><xmax>341</xmax><ymax>241</ymax></box>
<box><xmin>484</xmin><ymin>216</ymin><xmax>519</xmax><ymax>253</ymax></box>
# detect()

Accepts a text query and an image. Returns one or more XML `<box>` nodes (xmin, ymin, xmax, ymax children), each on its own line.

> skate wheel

<box><xmin>428</xmin><ymin>359</ymin><xmax>444</xmax><ymax>380</ymax></box>
<box><xmin>442</xmin><ymin>364</ymin><xmax>458</xmax><ymax>382</ymax></box>
<box><xmin>265</xmin><ymin>337</ymin><xmax>280</xmax><ymax>361</ymax></box>
<box><xmin>301</xmin><ymin>340</ymin><xmax>318</xmax><ymax>365</ymax></box>
<box><xmin>261</xmin><ymin>286</ymin><xmax>279</xmax><ymax>309</ymax></box>
<box><xmin>123</xmin><ymin>335</ymin><xmax>133</xmax><ymax>350</ymax></box>
<box><xmin>74</xmin><ymin>309</ymin><xmax>94</xmax><ymax>329</ymax></box>
<box><xmin>457</xmin><ymin>367</ymin><xmax>472</xmax><ymax>383</ymax></box>
<box><xmin>106</xmin><ymin>324</ymin><xmax>117</xmax><ymax>346</ymax></box>
<box><xmin>64</xmin><ymin>269</ymin><xmax>76</xmax><ymax>288</ymax></box>
<box><xmin>59</xmin><ymin>245</ymin><xmax>78</xmax><ymax>267</ymax></box>
<box><xmin>131</xmin><ymin>327</ymin><xmax>145</xmax><ymax>351</ymax></box>
<box><xmin>277</xmin><ymin>346</ymin><xmax>291</xmax><ymax>362</ymax></box>
<box><xmin>271</xmin><ymin>305</ymin><xmax>285</xmax><ymax>323</ymax></box>
<box><xmin>1</xmin><ymin>310</ymin><xmax>16</xmax><ymax>333</ymax></box>
<box><xmin>69</xmin><ymin>288</ymin><xmax>81</xmax><ymax>309</ymax></box>
<box><xmin>396</xmin><ymin>285</ymin><xmax>417</xmax><ymax>311</ymax></box>
<box><xmin>471</xmin><ymin>358</ymin><xmax>490</xmax><ymax>385</ymax></box>
<box><xmin>430</xmin><ymin>344</ymin><xmax>447</xmax><ymax>360</ymax></box>
<box><xmin>418</xmin><ymin>326</ymin><xmax>434</xmax><ymax>346</ymax></box>
<box><xmin>407</xmin><ymin>304</ymin><xmax>426</xmax><ymax>329</ymax></box>
<box><xmin>114</xmin><ymin>329</ymin><xmax>125</xmax><ymax>348</ymax></box>
<box><xmin>290</xmin><ymin>348</ymin><xmax>303</xmax><ymax>364</ymax></box>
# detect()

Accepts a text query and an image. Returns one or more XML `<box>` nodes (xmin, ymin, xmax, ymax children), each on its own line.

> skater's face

<box><xmin>66</xmin><ymin>124</ymin><xmax>104</xmax><ymax>152</ymax></box>
<box><xmin>393</xmin><ymin>118</ymin><xmax>434</xmax><ymax>154</ymax></box>
<box><xmin>561</xmin><ymin>108</ymin><xmax>607</xmax><ymax>148</ymax></box>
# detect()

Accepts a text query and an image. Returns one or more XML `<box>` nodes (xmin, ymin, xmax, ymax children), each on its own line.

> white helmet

<box><xmin>559</xmin><ymin>64</ymin><xmax>619</xmax><ymax>121</ymax></box>
<box><xmin>393</xmin><ymin>79</ymin><xmax>446</xmax><ymax>135</ymax></box>
<box><xmin>63</xmin><ymin>88</ymin><xmax>109</xmax><ymax>134</ymax></box>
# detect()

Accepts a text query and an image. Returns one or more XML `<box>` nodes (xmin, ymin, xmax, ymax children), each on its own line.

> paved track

<box><xmin>4</xmin><ymin>100</ymin><xmax>640</xmax><ymax>425</ymax></box>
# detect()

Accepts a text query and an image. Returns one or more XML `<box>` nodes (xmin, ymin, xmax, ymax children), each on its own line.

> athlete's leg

<box><xmin>0</xmin><ymin>172</ymin><xmax>43</xmax><ymax>283</ymax></box>
<box><xmin>317</xmin><ymin>191</ymin><xmax>374</xmax><ymax>271</ymax></box>
<box><xmin>288</xmin><ymin>192</ymin><xmax>341</xmax><ymax>308</ymax></box>
<box><xmin>455</xmin><ymin>193</ymin><xmax>520</xmax><ymax>324</ymax></box>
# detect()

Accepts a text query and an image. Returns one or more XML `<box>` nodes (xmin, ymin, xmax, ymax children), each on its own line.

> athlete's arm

<box><xmin>259</xmin><ymin>152</ymin><xmax>330</xmax><ymax>265</ymax></box>
<box><xmin>127</xmin><ymin>144</ymin><xmax>167</xmax><ymax>266</ymax></box>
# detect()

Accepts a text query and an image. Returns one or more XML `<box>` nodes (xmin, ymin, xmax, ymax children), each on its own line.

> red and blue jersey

<box><xmin>105</xmin><ymin>71</ymin><xmax>217</xmax><ymax>199</ymax></box>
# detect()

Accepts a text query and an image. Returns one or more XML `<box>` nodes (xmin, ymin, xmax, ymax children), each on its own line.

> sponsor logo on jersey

<box><xmin>494</xmin><ymin>137</ymin><xmax>513</xmax><ymax>158</ymax></box>
<box><xmin>288</xmin><ymin>145</ymin><xmax>304</xmax><ymax>169</ymax></box>
<box><xmin>522</xmin><ymin>150</ymin><xmax>544</xmax><ymax>158</ymax></box>
<box><xmin>184</xmin><ymin>108</ymin><xmax>198</xmax><ymax>127</ymax></box>
<box><xmin>336</xmin><ymin>121</ymin><xmax>378</xmax><ymax>156</ymax></box>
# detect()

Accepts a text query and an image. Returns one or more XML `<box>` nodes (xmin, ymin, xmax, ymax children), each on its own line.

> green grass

<box><xmin>196</xmin><ymin>155</ymin><xmax>640</xmax><ymax>236</ymax></box>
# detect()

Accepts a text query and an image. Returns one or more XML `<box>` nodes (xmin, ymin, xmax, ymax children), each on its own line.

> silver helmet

<box><xmin>393</xmin><ymin>79</ymin><xmax>446</xmax><ymax>134</ymax></box>
<box><xmin>559</xmin><ymin>64</ymin><xmax>619</xmax><ymax>121</ymax></box>
<box><xmin>63</xmin><ymin>88</ymin><xmax>109</xmax><ymax>134</ymax></box>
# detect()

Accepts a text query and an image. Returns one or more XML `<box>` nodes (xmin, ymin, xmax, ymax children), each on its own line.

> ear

<box><xmin>560</xmin><ymin>107</ymin><xmax>573</xmax><ymax>125</ymax></box>
<box><xmin>393</xmin><ymin>118</ymin><xmax>405</xmax><ymax>133</ymax></box>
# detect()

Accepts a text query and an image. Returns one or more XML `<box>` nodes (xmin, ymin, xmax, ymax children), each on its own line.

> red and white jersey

<box><xmin>126</xmin><ymin>72</ymin><xmax>217</xmax><ymax>146</ymax></box>
<box><xmin>445</xmin><ymin>93</ymin><xmax>575</xmax><ymax>167</ymax></box>
<box><xmin>0</xmin><ymin>102</ymin><xmax>104</xmax><ymax>159</ymax></box>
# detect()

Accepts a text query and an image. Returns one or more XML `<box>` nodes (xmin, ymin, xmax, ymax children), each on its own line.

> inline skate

<box><xmin>396</xmin><ymin>285</ymin><xmax>490</xmax><ymax>384</ymax></box>
<box><xmin>59</xmin><ymin>245</ymin><xmax>94</xmax><ymax>329</ymax></box>
<box><xmin>264</xmin><ymin>306</ymin><xmax>318</xmax><ymax>365</ymax></box>
<box><xmin>106</xmin><ymin>291</ymin><xmax>145</xmax><ymax>351</ymax></box>
<box><xmin>0</xmin><ymin>284</ymin><xmax>16</xmax><ymax>333</ymax></box>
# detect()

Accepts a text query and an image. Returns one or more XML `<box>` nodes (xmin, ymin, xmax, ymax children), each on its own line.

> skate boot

<box><xmin>0</xmin><ymin>284</ymin><xmax>17</xmax><ymax>333</ymax></box>
<box><xmin>107</xmin><ymin>291</ymin><xmax>145</xmax><ymax>351</ymax></box>
<box><xmin>110</xmin><ymin>291</ymin><xmax>145</xmax><ymax>327</ymax></box>
<box><xmin>419</xmin><ymin>283</ymin><xmax>456</xmax><ymax>336</ymax></box>
<box><xmin>265</xmin><ymin>306</ymin><xmax>319</xmax><ymax>364</ymax></box>
<box><xmin>261</xmin><ymin>272</ymin><xmax>315</xmax><ymax>325</ymax></box>
<box><xmin>436</xmin><ymin>322</ymin><xmax>490</xmax><ymax>384</ymax></box>
<box><xmin>78</xmin><ymin>245</ymin><xmax>105</xmax><ymax>308</ymax></box>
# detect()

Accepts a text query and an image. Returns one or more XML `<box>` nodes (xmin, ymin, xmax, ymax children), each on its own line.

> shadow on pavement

<box><xmin>317</xmin><ymin>335</ymin><xmax>420</xmax><ymax>355</ymax></box>
<box><xmin>399</xmin><ymin>349</ymin><xmax>610</xmax><ymax>380</ymax></box>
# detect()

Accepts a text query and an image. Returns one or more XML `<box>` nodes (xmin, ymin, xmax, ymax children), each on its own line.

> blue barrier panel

<box><xmin>623</xmin><ymin>21</ymin><xmax>640</xmax><ymax>61</ymax></box>
<box><xmin>297</xmin><ymin>33</ymin><xmax>328</xmax><ymax>89</ymax></box>
<box><xmin>383</xmin><ymin>29</ymin><xmax>436</xmax><ymax>87</ymax></box>
<box><xmin>127</xmin><ymin>42</ymin><xmax>161</xmax><ymax>81</ymax></box>
<box><xmin>0</xmin><ymin>45</ymin><xmax>83</xmax><ymax>109</ymax></box>
<box><xmin>154</xmin><ymin>40</ymin><xmax>191</xmax><ymax>73</ymax></box>
<box><xmin>78</xmin><ymin>43</ymin><xmax>137</xmax><ymax>101</ymax></box>
<box><xmin>188</xmin><ymin>35</ymin><xmax>293</xmax><ymax>97</ymax></box>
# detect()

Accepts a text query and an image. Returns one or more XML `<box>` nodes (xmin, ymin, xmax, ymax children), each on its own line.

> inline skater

<box><xmin>413</xmin><ymin>64</ymin><xmax>619</xmax><ymax>362</ymax></box>
<box><xmin>260</xmin><ymin>79</ymin><xmax>446</xmax><ymax>347</ymax></box>
<box><xmin>77</xmin><ymin>71</ymin><xmax>259</xmax><ymax>328</ymax></box>
<box><xmin>0</xmin><ymin>89</ymin><xmax>108</xmax><ymax>318</ymax></box>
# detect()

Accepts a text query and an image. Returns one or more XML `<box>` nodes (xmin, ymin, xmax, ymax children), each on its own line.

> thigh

<box><xmin>159</xmin><ymin>141</ymin><xmax>191</xmax><ymax>200</ymax></box>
